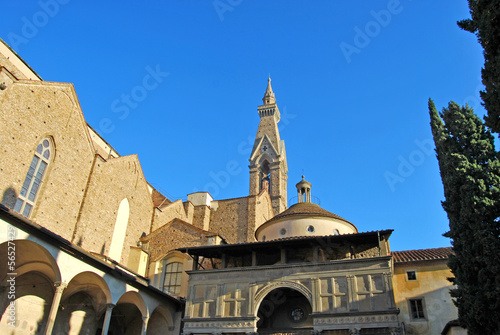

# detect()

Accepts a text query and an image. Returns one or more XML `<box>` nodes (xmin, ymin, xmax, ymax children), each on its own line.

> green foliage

<box><xmin>429</xmin><ymin>99</ymin><xmax>500</xmax><ymax>334</ymax></box>
<box><xmin>458</xmin><ymin>0</ymin><xmax>500</xmax><ymax>135</ymax></box>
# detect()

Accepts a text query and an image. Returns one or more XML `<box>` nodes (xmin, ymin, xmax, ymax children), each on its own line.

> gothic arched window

<box><xmin>14</xmin><ymin>138</ymin><xmax>54</xmax><ymax>217</ymax></box>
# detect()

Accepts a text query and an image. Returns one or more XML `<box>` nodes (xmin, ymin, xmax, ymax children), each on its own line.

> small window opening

<box><xmin>409</xmin><ymin>299</ymin><xmax>425</xmax><ymax>320</ymax></box>
<box><xmin>406</xmin><ymin>270</ymin><xmax>417</xmax><ymax>281</ymax></box>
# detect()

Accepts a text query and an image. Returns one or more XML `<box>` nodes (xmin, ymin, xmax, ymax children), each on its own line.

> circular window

<box><xmin>333</xmin><ymin>229</ymin><xmax>340</xmax><ymax>235</ymax></box>
<box><xmin>280</xmin><ymin>228</ymin><xmax>287</xmax><ymax>236</ymax></box>
<box><xmin>307</xmin><ymin>225</ymin><xmax>315</xmax><ymax>233</ymax></box>
<box><xmin>290</xmin><ymin>307</ymin><xmax>305</xmax><ymax>322</ymax></box>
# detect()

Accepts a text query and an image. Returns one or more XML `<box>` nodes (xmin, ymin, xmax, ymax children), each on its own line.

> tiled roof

<box><xmin>178</xmin><ymin>229</ymin><xmax>394</xmax><ymax>257</ymax></box>
<box><xmin>392</xmin><ymin>247</ymin><xmax>453</xmax><ymax>263</ymax></box>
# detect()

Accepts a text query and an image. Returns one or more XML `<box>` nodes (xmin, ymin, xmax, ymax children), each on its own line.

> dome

<box><xmin>255</xmin><ymin>177</ymin><xmax>358</xmax><ymax>241</ymax></box>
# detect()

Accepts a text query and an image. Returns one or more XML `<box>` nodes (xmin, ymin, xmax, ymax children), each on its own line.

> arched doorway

<box><xmin>257</xmin><ymin>287</ymin><xmax>313</xmax><ymax>335</ymax></box>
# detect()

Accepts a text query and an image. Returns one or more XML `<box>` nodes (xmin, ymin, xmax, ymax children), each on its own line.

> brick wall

<box><xmin>152</xmin><ymin>200</ymin><xmax>189</xmax><ymax>232</ymax></box>
<box><xmin>142</xmin><ymin>219</ymin><xmax>211</xmax><ymax>262</ymax></box>
<box><xmin>208</xmin><ymin>197</ymin><xmax>249</xmax><ymax>243</ymax></box>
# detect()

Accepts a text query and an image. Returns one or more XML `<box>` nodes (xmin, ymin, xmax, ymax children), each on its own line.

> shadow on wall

<box><xmin>53</xmin><ymin>291</ymin><xmax>100</xmax><ymax>335</ymax></box>
<box><xmin>1</xmin><ymin>187</ymin><xmax>17</xmax><ymax>209</ymax></box>
<box><xmin>396</xmin><ymin>285</ymin><xmax>457</xmax><ymax>335</ymax></box>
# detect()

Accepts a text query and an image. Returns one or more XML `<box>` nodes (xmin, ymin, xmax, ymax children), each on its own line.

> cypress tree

<box><xmin>429</xmin><ymin>99</ymin><xmax>500</xmax><ymax>334</ymax></box>
<box><xmin>458</xmin><ymin>0</ymin><xmax>500</xmax><ymax>134</ymax></box>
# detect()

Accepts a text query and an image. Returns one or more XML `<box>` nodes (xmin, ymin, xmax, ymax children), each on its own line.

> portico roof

<box><xmin>178</xmin><ymin>229</ymin><xmax>393</xmax><ymax>258</ymax></box>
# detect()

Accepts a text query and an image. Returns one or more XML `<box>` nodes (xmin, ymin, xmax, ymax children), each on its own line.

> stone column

<box><xmin>349</xmin><ymin>328</ymin><xmax>360</xmax><ymax>335</ymax></box>
<box><xmin>101</xmin><ymin>303</ymin><xmax>115</xmax><ymax>335</ymax></box>
<box><xmin>43</xmin><ymin>281</ymin><xmax>67</xmax><ymax>335</ymax></box>
<box><xmin>141</xmin><ymin>316</ymin><xmax>149</xmax><ymax>335</ymax></box>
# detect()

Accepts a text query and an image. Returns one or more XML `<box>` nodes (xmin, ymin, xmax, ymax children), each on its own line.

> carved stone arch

<box><xmin>258</xmin><ymin>153</ymin><xmax>273</xmax><ymax>168</ymax></box>
<box><xmin>253</xmin><ymin>280</ymin><xmax>312</xmax><ymax>316</ymax></box>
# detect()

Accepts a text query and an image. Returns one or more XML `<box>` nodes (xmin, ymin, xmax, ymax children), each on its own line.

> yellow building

<box><xmin>392</xmin><ymin>248</ymin><xmax>465</xmax><ymax>335</ymax></box>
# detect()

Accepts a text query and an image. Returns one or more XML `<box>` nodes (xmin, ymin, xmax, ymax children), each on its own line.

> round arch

<box><xmin>108</xmin><ymin>291</ymin><xmax>148</xmax><ymax>335</ymax></box>
<box><xmin>254</xmin><ymin>281</ymin><xmax>313</xmax><ymax>316</ymax></box>
<box><xmin>0</xmin><ymin>239</ymin><xmax>61</xmax><ymax>285</ymax></box>
<box><xmin>0</xmin><ymin>240</ymin><xmax>61</xmax><ymax>334</ymax></box>
<box><xmin>116</xmin><ymin>291</ymin><xmax>148</xmax><ymax>317</ymax></box>
<box><xmin>255</xmin><ymin>285</ymin><xmax>314</xmax><ymax>333</ymax></box>
<box><xmin>62</xmin><ymin>271</ymin><xmax>112</xmax><ymax>306</ymax></box>
<box><xmin>147</xmin><ymin>305</ymin><xmax>175</xmax><ymax>335</ymax></box>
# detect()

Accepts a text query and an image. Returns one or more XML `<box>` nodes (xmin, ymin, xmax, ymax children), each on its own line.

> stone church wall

<box><xmin>246</xmin><ymin>191</ymin><xmax>274</xmax><ymax>242</ymax></box>
<box><xmin>209</xmin><ymin>197</ymin><xmax>250</xmax><ymax>243</ymax></box>
<box><xmin>192</xmin><ymin>204</ymin><xmax>211</xmax><ymax>230</ymax></box>
<box><xmin>0</xmin><ymin>78</ymin><xmax>95</xmax><ymax>241</ymax></box>
<box><xmin>73</xmin><ymin>154</ymin><xmax>154</xmax><ymax>264</ymax></box>
<box><xmin>152</xmin><ymin>199</ymin><xmax>190</xmax><ymax>232</ymax></box>
<box><xmin>142</xmin><ymin>219</ymin><xmax>211</xmax><ymax>263</ymax></box>
<box><xmin>0</xmin><ymin>51</ymin><xmax>36</xmax><ymax>80</ymax></box>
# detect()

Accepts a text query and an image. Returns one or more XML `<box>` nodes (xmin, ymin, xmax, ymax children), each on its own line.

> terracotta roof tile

<box><xmin>266</xmin><ymin>202</ymin><xmax>353</xmax><ymax>225</ymax></box>
<box><xmin>152</xmin><ymin>189</ymin><xmax>171</xmax><ymax>207</ymax></box>
<box><xmin>392</xmin><ymin>247</ymin><xmax>453</xmax><ymax>263</ymax></box>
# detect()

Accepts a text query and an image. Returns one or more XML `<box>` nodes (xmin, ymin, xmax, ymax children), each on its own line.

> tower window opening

<box><xmin>260</xmin><ymin>160</ymin><xmax>271</xmax><ymax>194</ymax></box>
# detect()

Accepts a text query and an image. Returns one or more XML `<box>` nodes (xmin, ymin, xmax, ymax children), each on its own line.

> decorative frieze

<box><xmin>183</xmin><ymin>319</ymin><xmax>257</xmax><ymax>334</ymax></box>
<box><xmin>313</xmin><ymin>312</ymin><xmax>399</xmax><ymax>331</ymax></box>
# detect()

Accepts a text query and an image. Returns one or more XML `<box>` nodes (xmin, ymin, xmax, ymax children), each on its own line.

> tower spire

<box><xmin>250</xmin><ymin>78</ymin><xmax>288</xmax><ymax>215</ymax></box>
<box><xmin>262</xmin><ymin>77</ymin><xmax>276</xmax><ymax>105</ymax></box>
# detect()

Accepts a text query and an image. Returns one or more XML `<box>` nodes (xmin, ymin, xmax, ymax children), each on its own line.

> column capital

<box><xmin>54</xmin><ymin>281</ymin><xmax>68</xmax><ymax>290</ymax></box>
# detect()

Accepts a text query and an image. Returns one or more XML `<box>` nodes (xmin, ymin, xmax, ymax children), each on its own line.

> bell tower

<box><xmin>249</xmin><ymin>78</ymin><xmax>288</xmax><ymax>215</ymax></box>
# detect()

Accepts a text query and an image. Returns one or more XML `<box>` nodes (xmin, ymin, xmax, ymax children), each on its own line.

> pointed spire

<box><xmin>262</xmin><ymin>77</ymin><xmax>276</xmax><ymax>105</ymax></box>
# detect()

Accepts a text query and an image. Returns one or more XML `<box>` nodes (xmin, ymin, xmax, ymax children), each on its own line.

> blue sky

<box><xmin>1</xmin><ymin>1</ymin><xmax>486</xmax><ymax>251</ymax></box>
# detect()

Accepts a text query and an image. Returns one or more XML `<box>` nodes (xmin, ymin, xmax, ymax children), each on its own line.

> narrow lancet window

<box><xmin>14</xmin><ymin>138</ymin><xmax>53</xmax><ymax>217</ymax></box>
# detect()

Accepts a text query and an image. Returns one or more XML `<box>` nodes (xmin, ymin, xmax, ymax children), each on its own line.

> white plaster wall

<box><xmin>256</xmin><ymin>216</ymin><xmax>357</xmax><ymax>241</ymax></box>
<box><xmin>187</xmin><ymin>192</ymin><xmax>213</xmax><ymax>207</ymax></box>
